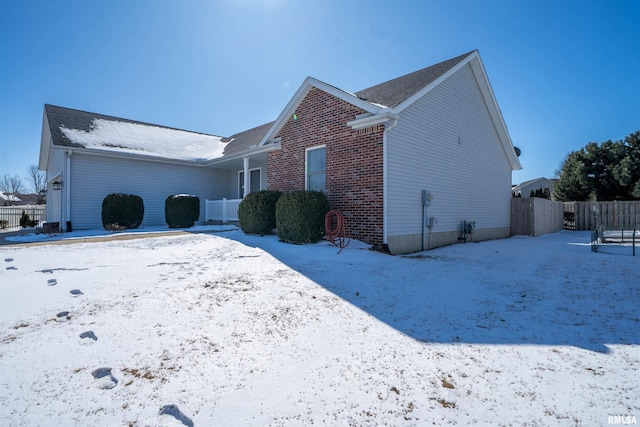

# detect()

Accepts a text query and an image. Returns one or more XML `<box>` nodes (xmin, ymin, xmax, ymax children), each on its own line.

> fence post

<box><xmin>222</xmin><ymin>198</ymin><xmax>227</xmax><ymax>223</ymax></box>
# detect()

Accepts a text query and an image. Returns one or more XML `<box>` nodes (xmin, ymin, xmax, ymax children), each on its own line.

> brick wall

<box><xmin>267</xmin><ymin>87</ymin><xmax>384</xmax><ymax>246</ymax></box>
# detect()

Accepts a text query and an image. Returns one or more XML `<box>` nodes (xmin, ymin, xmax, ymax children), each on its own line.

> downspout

<box><xmin>382</xmin><ymin>117</ymin><xmax>398</xmax><ymax>252</ymax></box>
<box><xmin>65</xmin><ymin>150</ymin><xmax>72</xmax><ymax>231</ymax></box>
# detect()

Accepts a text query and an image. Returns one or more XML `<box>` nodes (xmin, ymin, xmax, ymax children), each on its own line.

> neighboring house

<box><xmin>39</xmin><ymin>49</ymin><xmax>521</xmax><ymax>254</ymax></box>
<box><xmin>1</xmin><ymin>192</ymin><xmax>21</xmax><ymax>206</ymax></box>
<box><xmin>512</xmin><ymin>178</ymin><xmax>555</xmax><ymax>199</ymax></box>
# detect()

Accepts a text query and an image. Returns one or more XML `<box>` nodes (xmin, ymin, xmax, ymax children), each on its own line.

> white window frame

<box><xmin>238</xmin><ymin>167</ymin><xmax>262</xmax><ymax>198</ymax></box>
<box><xmin>305</xmin><ymin>145</ymin><xmax>326</xmax><ymax>192</ymax></box>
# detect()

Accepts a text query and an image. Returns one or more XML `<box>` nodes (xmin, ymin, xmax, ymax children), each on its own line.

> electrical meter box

<box><xmin>422</xmin><ymin>190</ymin><xmax>433</xmax><ymax>207</ymax></box>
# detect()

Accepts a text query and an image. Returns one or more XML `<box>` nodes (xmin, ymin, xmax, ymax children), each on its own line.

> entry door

<box><xmin>238</xmin><ymin>169</ymin><xmax>261</xmax><ymax>198</ymax></box>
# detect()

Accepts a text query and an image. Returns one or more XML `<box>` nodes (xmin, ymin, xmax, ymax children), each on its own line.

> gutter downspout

<box><xmin>382</xmin><ymin>117</ymin><xmax>398</xmax><ymax>253</ymax></box>
<box><xmin>65</xmin><ymin>150</ymin><xmax>72</xmax><ymax>231</ymax></box>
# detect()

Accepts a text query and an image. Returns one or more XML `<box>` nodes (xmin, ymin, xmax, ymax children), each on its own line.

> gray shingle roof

<box><xmin>221</xmin><ymin>121</ymin><xmax>275</xmax><ymax>156</ymax></box>
<box><xmin>354</xmin><ymin>50</ymin><xmax>475</xmax><ymax>108</ymax></box>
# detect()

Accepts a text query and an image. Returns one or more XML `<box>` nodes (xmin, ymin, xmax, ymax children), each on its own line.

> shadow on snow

<box><xmin>219</xmin><ymin>230</ymin><xmax>640</xmax><ymax>353</ymax></box>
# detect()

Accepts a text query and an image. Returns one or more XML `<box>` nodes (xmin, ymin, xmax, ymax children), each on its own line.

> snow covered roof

<box><xmin>45</xmin><ymin>105</ymin><xmax>227</xmax><ymax>163</ymax></box>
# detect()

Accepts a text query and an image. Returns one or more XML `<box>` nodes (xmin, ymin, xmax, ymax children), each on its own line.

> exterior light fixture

<box><xmin>53</xmin><ymin>181</ymin><xmax>62</xmax><ymax>190</ymax></box>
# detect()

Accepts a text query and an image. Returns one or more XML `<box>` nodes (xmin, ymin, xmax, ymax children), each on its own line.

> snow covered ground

<box><xmin>1</xmin><ymin>228</ymin><xmax>638</xmax><ymax>426</ymax></box>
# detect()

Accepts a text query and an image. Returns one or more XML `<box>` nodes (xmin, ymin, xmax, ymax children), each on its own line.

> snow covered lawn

<box><xmin>1</xmin><ymin>229</ymin><xmax>638</xmax><ymax>426</ymax></box>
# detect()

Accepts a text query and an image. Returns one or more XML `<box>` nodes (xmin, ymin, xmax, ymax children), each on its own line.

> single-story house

<box><xmin>512</xmin><ymin>177</ymin><xmax>555</xmax><ymax>198</ymax></box>
<box><xmin>39</xmin><ymin>49</ymin><xmax>521</xmax><ymax>254</ymax></box>
<box><xmin>1</xmin><ymin>192</ymin><xmax>21</xmax><ymax>206</ymax></box>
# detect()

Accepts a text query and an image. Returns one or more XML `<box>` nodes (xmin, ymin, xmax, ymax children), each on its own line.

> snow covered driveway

<box><xmin>1</xmin><ymin>230</ymin><xmax>638</xmax><ymax>426</ymax></box>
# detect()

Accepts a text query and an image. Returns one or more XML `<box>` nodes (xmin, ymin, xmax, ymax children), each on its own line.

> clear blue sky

<box><xmin>1</xmin><ymin>0</ymin><xmax>638</xmax><ymax>190</ymax></box>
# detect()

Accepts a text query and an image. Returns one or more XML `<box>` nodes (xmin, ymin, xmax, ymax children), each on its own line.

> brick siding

<box><xmin>267</xmin><ymin>87</ymin><xmax>384</xmax><ymax>246</ymax></box>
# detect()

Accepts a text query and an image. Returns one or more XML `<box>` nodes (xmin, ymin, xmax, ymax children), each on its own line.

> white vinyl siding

<box><xmin>386</xmin><ymin>63</ymin><xmax>512</xmax><ymax>237</ymax></box>
<box><xmin>306</xmin><ymin>145</ymin><xmax>326</xmax><ymax>192</ymax></box>
<box><xmin>47</xmin><ymin>148</ymin><xmax>65</xmax><ymax>181</ymax></box>
<box><xmin>69</xmin><ymin>153</ymin><xmax>229</xmax><ymax>229</ymax></box>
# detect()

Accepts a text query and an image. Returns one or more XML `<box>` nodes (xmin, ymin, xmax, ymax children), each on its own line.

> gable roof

<box><xmin>258</xmin><ymin>50</ymin><xmax>521</xmax><ymax>170</ymax></box>
<box><xmin>354</xmin><ymin>50</ymin><xmax>475</xmax><ymax>108</ymax></box>
<box><xmin>513</xmin><ymin>177</ymin><xmax>555</xmax><ymax>192</ymax></box>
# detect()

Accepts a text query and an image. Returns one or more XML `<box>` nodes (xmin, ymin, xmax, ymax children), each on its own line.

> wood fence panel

<box><xmin>563</xmin><ymin>201</ymin><xmax>640</xmax><ymax>230</ymax></box>
<box><xmin>511</xmin><ymin>198</ymin><xmax>564</xmax><ymax>236</ymax></box>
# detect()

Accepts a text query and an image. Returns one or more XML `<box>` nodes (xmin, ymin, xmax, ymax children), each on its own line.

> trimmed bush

<box><xmin>165</xmin><ymin>194</ymin><xmax>200</xmax><ymax>228</ymax></box>
<box><xmin>101</xmin><ymin>193</ymin><xmax>144</xmax><ymax>230</ymax></box>
<box><xmin>238</xmin><ymin>190</ymin><xmax>282</xmax><ymax>235</ymax></box>
<box><xmin>0</xmin><ymin>220</ymin><xmax>8</xmax><ymax>229</ymax></box>
<box><xmin>276</xmin><ymin>190</ymin><xmax>330</xmax><ymax>244</ymax></box>
<box><xmin>20</xmin><ymin>211</ymin><xmax>38</xmax><ymax>228</ymax></box>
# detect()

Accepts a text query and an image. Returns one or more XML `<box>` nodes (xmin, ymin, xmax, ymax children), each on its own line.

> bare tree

<box><xmin>26</xmin><ymin>165</ymin><xmax>47</xmax><ymax>197</ymax></box>
<box><xmin>0</xmin><ymin>174</ymin><xmax>25</xmax><ymax>205</ymax></box>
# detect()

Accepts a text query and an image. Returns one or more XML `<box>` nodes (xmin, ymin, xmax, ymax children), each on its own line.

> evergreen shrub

<box><xmin>238</xmin><ymin>190</ymin><xmax>282</xmax><ymax>235</ymax></box>
<box><xmin>101</xmin><ymin>193</ymin><xmax>144</xmax><ymax>230</ymax></box>
<box><xmin>165</xmin><ymin>194</ymin><xmax>200</xmax><ymax>228</ymax></box>
<box><xmin>19</xmin><ymin>211</ymin><xmax>38</xmax><ymax>228</ymax></box>
<box><xmin>276</xmin><ymin>190</ymin><xmax>330</xmax><ymax>244</ymax></box>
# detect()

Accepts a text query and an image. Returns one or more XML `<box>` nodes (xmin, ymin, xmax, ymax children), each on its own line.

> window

<box><xmin>306</xmin><ymin>146</ymin><xmax>326</xmax><ymax>192</ymax></box>
<box><xmin>239</xmin><ymin>168</ymin><xmax>261</xmax><ymax>198</ymax></box>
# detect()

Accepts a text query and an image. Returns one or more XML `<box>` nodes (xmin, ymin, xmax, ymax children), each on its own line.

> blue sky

<box><xmin>1</xmin><ymin>0</ymin><xmax>638</xmax><ymax>190</ymax></box>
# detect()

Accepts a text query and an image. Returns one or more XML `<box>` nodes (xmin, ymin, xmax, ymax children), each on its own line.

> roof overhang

<box><xmin>346</xmin><ymin>109</ymin><xmax>398</xmax><ymax>130</ymax></box>
<box><xmin>38</xmin><ymin>109</ymin><xmax>52</xmax><ymax>171</ymax></box>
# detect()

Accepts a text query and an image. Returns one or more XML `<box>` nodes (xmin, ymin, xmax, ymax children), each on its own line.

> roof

<box><xmin>354</xmin><ymin>51</ymin><xmax>475</xmax><ymax>108</ymax></box>
<box><xmin>513</xmin><ymin>177</ymin><xmax>554</xmax><ymax>191</ymax></box>
<box><xmin>43</xmin><ymin>104</ymin><xmax>227</xmax><ymax>162</ymax></box>
<box><xmin>221</xmin><ymin>121</ymin><xmax>275</xmax><ymax>156</ymax></box>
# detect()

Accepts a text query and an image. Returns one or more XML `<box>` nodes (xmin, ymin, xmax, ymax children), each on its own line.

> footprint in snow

<box><xmin>159</xmin><ymin>404</ymin><xmax>194</xmax><ymax>427</ymax></box>
<box><xmin>6</xmin><ymin>266</ymin><xmax>17</xmax><ymax>270</ymax></box>
<box><xmin>79</xmin><ymin>330</ymin><xmax>98</xmax><ymax>345</ymax></box>
<box><xmin>47</xmin><ymin>279</ymin><xmax>57</xmax><ymax>286</ymax></box>
<box><xmin>56</xmin><ymin>311</ymin><xmax>71</xmax><ymax>321</ymax></box>
<box><xmin>69</xmin><ymin>289</ymin><xmax>83</xmax><ymax>297</ymax></box>
<box><xmin>92</xmin><ymin>367</ymin><xmax>118</xmax><ymax>389</ymax></box>
<box><xmin>4</xmin><ymin>258</ymin><xmax>14</xmax><ymax>262</ymax></box>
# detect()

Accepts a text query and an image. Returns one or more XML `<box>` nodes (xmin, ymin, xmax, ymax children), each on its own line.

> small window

<box><xmin>239</xmin><ymin>168</ymin><xmax>261</xmax><ymax>198</ymax></box>
<box><xmin>306</xmin><ymin>146</ymin><xmax>326</xmax><ymax>192</ymax></box>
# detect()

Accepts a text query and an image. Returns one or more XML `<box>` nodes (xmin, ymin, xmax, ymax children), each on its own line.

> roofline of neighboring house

<box><xmin>513</xmin><ymin>177</ymin><xmax>554</xmax><ymax>191</ymax></box>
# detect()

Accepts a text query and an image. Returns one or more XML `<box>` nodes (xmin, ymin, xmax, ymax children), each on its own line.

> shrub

<box><xmin>20</xmin><ymin>211</ymin><xmax>38</xmax><ymax>228</ymax></box>
<box><xmin>276</xmin><ymin>190</ymin><xmax>330</xmax><ymax>244</ymax></box>
<box><xmin>238</xmin><ymin>190</ymin><xmax>282</xmax><ymax>235</ymax></box>
<box><xmin>165</xmin><ymin>194</ymin><xmax>200</xmax><ymax>228</ymax></box>
<box><xmin>0</xmin><ymin>220</ymin><xmax>9</xmax><ymax>229</ymax></box>
<box><xmin>101</xmin><ymin>193</ymin><xmax>144</xmax><ymax>230</ymax></box>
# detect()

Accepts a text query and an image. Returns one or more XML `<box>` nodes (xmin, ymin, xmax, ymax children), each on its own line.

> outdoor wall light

<box><xmin>53</xmin><ymin>181</ymin><xmax>62</xmax><ymax>190</ymax></box>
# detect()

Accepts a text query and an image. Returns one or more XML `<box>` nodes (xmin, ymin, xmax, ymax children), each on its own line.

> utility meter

<box><xmin>422</xmin><ymin>190</ymin><xmax>433</xmax><ymax>207</ymax></box>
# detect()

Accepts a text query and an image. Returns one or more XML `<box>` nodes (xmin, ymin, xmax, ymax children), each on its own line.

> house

<box><xmin>1</xmin><ymin>192</ymin><xmax>21</xmax><ymax>206</ymax></box>
<box><xmin>512</xmin><ymin>177</ymin><xmax>555</xmax><ymax>199</ymax></box>
<box><xmin>39</xmin><ymin>49</ymin><xmax>521</xmax><ymax>253</ymax></box>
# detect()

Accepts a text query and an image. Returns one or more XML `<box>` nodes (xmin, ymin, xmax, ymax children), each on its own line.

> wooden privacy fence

<box><xmin>0</xmin><ymin>205</ymin><xmax>47</xmax><ymax>229</ymax></box>
<box><xmin>563</xmin><ymin>201</ymin><xmax>640</xmax><ymax>230</ymax></box>
<box><xmin>511</xmin><ymin>198</ymin><xmax>564</xmax><ymax>237</ymax></box>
